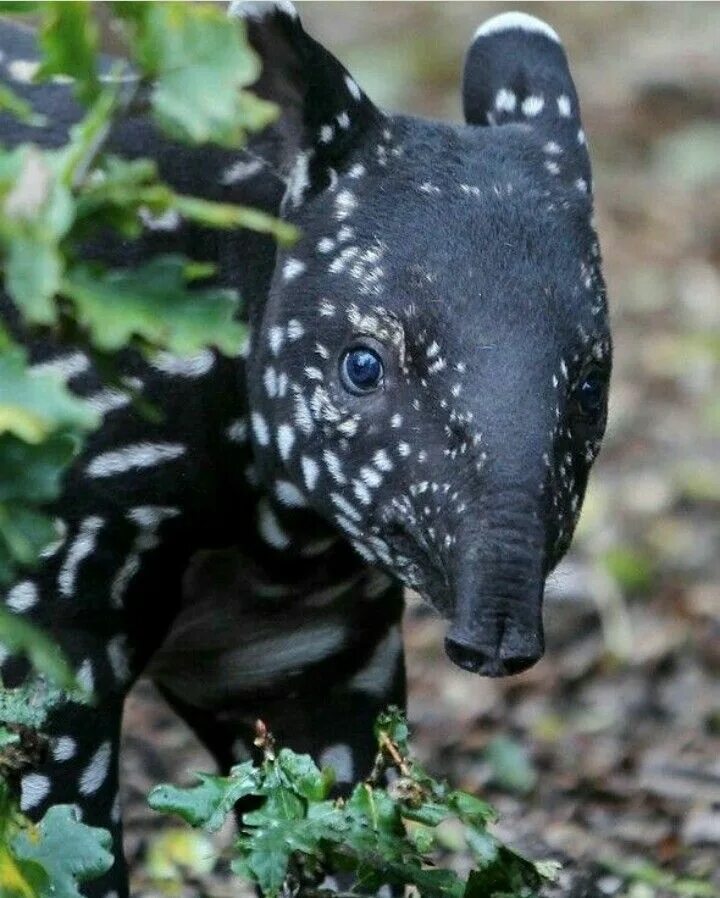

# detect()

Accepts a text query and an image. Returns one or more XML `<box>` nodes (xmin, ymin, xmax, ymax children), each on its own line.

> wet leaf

<box><xmin>10</xmin><ymin>805</ymin><xmax>114</xmax><ymax>898</ymax></box>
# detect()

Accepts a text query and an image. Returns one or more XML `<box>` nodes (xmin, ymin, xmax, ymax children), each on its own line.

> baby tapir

<box><xmin>0</xmin><ymin>3</ymin><xmax>611</xmax><ymax>895</ymax></box>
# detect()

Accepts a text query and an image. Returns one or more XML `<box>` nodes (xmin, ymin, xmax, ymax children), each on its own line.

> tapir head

<box><xmin>235</xmin><ymin>2</ymin><xmax>612</xmax><ymax>676</ymax></box>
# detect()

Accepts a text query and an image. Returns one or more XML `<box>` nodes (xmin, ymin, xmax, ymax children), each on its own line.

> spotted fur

<box><xmin>0</xmin><ymin>6</ymin><xmax>610</xmax><ymax>896</ymax></box>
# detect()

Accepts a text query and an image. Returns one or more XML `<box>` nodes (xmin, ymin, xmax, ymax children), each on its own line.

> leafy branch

<box><xmin>149</xmin><ymin>709</ymin><xmax>560</xmax><ymax>898</ymax></box>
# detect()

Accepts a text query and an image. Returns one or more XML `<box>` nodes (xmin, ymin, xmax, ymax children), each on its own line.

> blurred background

<box><xmin>123</xmin><ymin>4</ymin><xmax>720</xmax><ymax>895</ymax></box>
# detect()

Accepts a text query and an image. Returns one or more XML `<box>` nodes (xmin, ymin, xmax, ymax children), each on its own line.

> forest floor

<box><xmin>122</xmin><ymin>4</ymin><xmax>719</xmax><ymax>896</ymax></box>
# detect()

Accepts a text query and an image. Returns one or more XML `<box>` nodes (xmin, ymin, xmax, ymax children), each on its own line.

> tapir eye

<box><xmin>576</xmin><ymin>369</ymin><xmax>606</xmax><ymax>417</ymax></box>
<box><xmin>340</xmin><ymin>346</ymin><xmax>384</xmax><ymax>395</ymax></box>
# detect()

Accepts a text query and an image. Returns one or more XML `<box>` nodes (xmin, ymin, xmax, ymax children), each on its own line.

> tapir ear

<box><xmin>463</xmin><ymin>12</ymin><xmax>592</xmax><ymax>191</ymax></box>
<box><xmin>229</xmin><ymin>1</ymin><xmax>380</xmax><ymax>192</ymax></box>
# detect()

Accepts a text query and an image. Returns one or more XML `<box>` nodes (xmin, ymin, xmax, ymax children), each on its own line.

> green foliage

<box><xmin>63</xmin><ymin>255</ymin><xmax>245</xmax><ymax>356</ymax></box>
<box><xmin>150</xmin><ymin>709</ymin><xmax>557</xmax><ymax>898</ymax></box>
<box><xmin>0</xmin><ymin>0</ymin><xmax>294</xmax><ymax>589</ymax></box>
<box><xmin>114</xmin><ymin>2</ymin><xmax>278</xmax><ymax>146</ymax></box>
<box><xmin>0</xmin><ymin>785</ymin><xmax>114</xmax><ymax>898</ymax></box>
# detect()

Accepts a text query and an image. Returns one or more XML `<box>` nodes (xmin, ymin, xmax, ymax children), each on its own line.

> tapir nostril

<box><xmin>445</xmin><ymin>635</ymin><xmax>506</xmax><ymax>677</ymax></box>
<box><xmin>444</xmin><ymin>635</ymin><xmax>542</xmax><ymax>678</ymax></box>
<box><xmin>501</xmin><ymin>653</ymin><xmax>539</xmax><ymax>675</ymax></box>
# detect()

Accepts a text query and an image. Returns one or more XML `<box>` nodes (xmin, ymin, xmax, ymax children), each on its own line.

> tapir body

<box><xmin>0</xmin><ymin>6</ymin><xmax>611</xmax><ymax>895</ymax></box>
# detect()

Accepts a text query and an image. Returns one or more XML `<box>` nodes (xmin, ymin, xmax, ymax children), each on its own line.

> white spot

<box><xmin>264</xmin><ymin>366</ymin><xmax>278</xmax><ymax>398</ymax></box>
<box><xmin>317</xmin><ymin>237</ymin><xmax>335</xmax><ymax>254</ymax></box>
<box><xmin>335</xmin><ymin>189</ymin><xmax>357</xmax><ymax>221</ymax></box>
<box><xmin>151</xmin><ymin>350</ymin><xmax>214</xmax><ymax>378</ymax></box>
<box><xmin>228</xmin><ymin>0</ymin><xmax>298</xmax><ymax>21</ymax></box>
<box><xmin>84</xmin><ymin>388</ymin><xmax>131</xmax><ymax>416</ymax></box>
<box><xmin>319</xmin><ymin>124</ymin><xmax>334</xmax><ymax>144</ymax></box>
<box><xmin>331</xmin><ymin>492</ymin><xmax>361</xmax><ymax>522</ymax></box>
<box><xmin>52</xmin><ymin>736</ymin><xmax>77</xmax><ymax>762</ymax></box>
<box><xmin>577</xmin><ymin>128</ymin><xmax>586</xmax><ymax>145</ymax></box>
<box><xmin>544</xmin><ymin>141</ymin><xmax>562</xmax><ymax>155</ymax></box>
<box><xmin>373</xmin><ymin>449</ymin><xmax>394</xmax><ymax>472</ymax></box>
<box><xmin>494</xmin><ymin>88</ymin><xmax>517</xmax><ymax>113</ymax></box>
<box><xmin>226</xmin><ymin>417</ymin><xmax>248</xmax><ymax>443</ymax></box>
<box><xmin>287</xmin><ymin>318</ymin><xmax>305</xmax><ymax>341</ymax></box>
<box><xmin>283</xmin><ymin>258</ymin><xmax>306</xmax><ymax>281</ymax></box>
<box><xmin>545</xmin><ymin>160</ymin><xmax>560</xmax><ymax>175</ymax></box>
<box><xmin>398</xmin><ymin>442</ymin><xmax>411</xmax><ymax>457</ymax></box>
<box><xmin>323</xmin><ymin>450</ymin><xmax>346</xmax><ymax>484</ymax></box>
<box><xmin>6</xmin><ymin>581</ymin><xmax>38</xmax><ymax>612</ymax></box>
<box><xmin>304</xmin><ymin>365</ymin><xmax>323</xmax><ymax>381</ymax></box>
<box><xmin>221</xmin><ymin>158</ymin><xmax>264</xmax><ymax>184</ymax></box>
<box><xmin>268</xmin><ymin>325</ymin><xmax>285</xmax><ymax>356</ymax></box>
<box><xmin>285</xmin><ymin>150</ymin><xmax>310</xmax><ymax>208</ymax></box>
<box><xmin>344</xmin><ymin>74</ymin><xmax>362</xmax><ymax>101</ymax></box>
<box><xmin>301</xmin><ymin>456</ymin><xmax>320</xmax><ymax>491</ymax></box>
<box><xmin>258</xmin><ymin>500</ymin><xmax>290</xmax><ymax>550</ymax></box>
<box><xmin>521</xmin><ymin>95</ymin><xmax>544</xmax><ymax>117</ymax></box>
<box><xmin>76</xmin><ymin>658</ymin><xmax>94</xmax><ymax>694</ymax></box>
<box><xmin>348</xmin><ymin>163</ymin><xmax>366</xmax><ymax>179</ymax></box>
<box><xmin>319</xmin><ymin>743</ymin><xmax>354</xmax><ymax>783</ymax></box>
<box><xmin>30</xmin><ymin>351</ymin><xmax>89</xmax><ymax>382</ymax></box>
<box><xmin>58</xmin><ymin>516</ymin><xmax>104</xmax><ymax>597</ymax></box>
<box><xmin>252</xmin><ymin>412</ymin><xmax>270</xmax><ymax>446</ymax></box>
<box><xmin>138</xmin><ymin>207</ymin><xmax>181</xmax><ymax>231</ymax></box>
<box><xmin>275</xmin><ymin>480</ymin><xmax>307</xmax><ymax>508</ymax></box>
<box><xmin>352</xmin><ymin>480</ymin><xmax>372</xmax><ymax>505</ymax></box>
<box><xmin>390</xmin><ymin>414</ymin><xmax>403</xmax><ymax>428</ymax></box>
<box><xmin>277</xmin><ymin>423</ymin><xmax>295</xmax><ymax>461</ymax></box>
<box><xmin>79</xmin><ymin>741</ymin><xmax>112</xmax><ymax>796</ymax></box>
<box><xmin>557</xmin><ymin>94</ymin><xmax>572</xmax><ymax>117</ymax></box>
<box><xmin>86</xmin><ymin>443</ymin><xmax>185</xmax><ymax>478</ymax></box>
<box><xmin>474</xmin><ymin>11</ymin><xmax>560</xmax><ymax>44</ymax></box>
<box><xmin>336</xmin><ymin>111</ymin><xmax>350</xmax><ymax>130</ymax></box>
<box><xmin>359</xmin><ymin>466</ymin><xmax>382</xmax><ymax>488</ymax></box>
<box><xmin>20</xmin><ymin>773</ymin><xmax>50</xmax><ymax>810</ymax></box>
<box><xmin>8</xmin><ymin>59</ymin><xmax>40</xmax><ymax>83</ymax></box>
<box><xmin>293</xmin><ymin>390</ymin><xmax>314</xmax><ymax>435</ymax></box>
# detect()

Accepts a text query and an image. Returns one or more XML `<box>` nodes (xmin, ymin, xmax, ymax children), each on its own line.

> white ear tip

<box><xmin>473</xmin><ymin>11</ymin><xmax>561</xmax><ymax>45</ymax></box>
<box><xmin>229</xmin><ymin>0</ymin><xmax>298</xmax><ymax>21</ymax></box>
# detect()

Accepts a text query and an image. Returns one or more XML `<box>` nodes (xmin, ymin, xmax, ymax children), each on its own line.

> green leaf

<box><xmin>276</xmin><ymin>749</ymin><xmax>330</xmax><ymax>802</ymax></box>
<box><xmin>11</xmin><ymin>805</ymin><xmax>114</xmax><ymax>898</ymax></box>
<box><xmin>235</xmin><ymin>787</ymin><xmax>315</xmax><ymax>897</ymax></box>
<box><xmin>0</xmin><ymin>345</ymin><xmax>96</xmax><ymax>444</ymax></box>
<box><xmin>0</xmin><ymin>608</ymin><xmax>76</xmax><ymax>690</ymax></box>
<box><xmin>148</xmin><ymin>764</ymin><xmax>260</xmax><ymax>833</ymax></box>
<box><xmin>4</xmin><ymin>238</ymin><xmax>61</xmax><ymax>325</ymax></box>
<box><xmin>447</xmin><ymin>790</ymin><xmax>497</xmax><ymax>827</ymax></box>
<box><xmin>0</xmin><ymin>85</ymin><xmax>45</xmax><ymax>126</ymax></box>
<box><xmin>0</xmin><ymin>433</ymin><xmax>78</xmax><ymax>504</ymax></box>
<box><xmin>1</xmin><ymin>148</ymin><xmax>75</xmax><ymax>325</ymax></box>
<box><xmin>115</xmin><ymin>2</ymin><xmax>277</xmax><ymax>147</ymax></box>
<box><xmin>36</xmin><ymin>2</ymin><xmax>100</xmax><ymax>105</ymax></box>
<box><xmin>62</xmin><ymin>255</ymin><xmax>245</xmax><ymax>356</ymax></box>
<box><xmin>0</xmin><ymin>503</ymin><xmax>57</xmax><ymax>570</ymax></box>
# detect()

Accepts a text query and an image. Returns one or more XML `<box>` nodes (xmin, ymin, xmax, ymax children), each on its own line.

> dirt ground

<box><xmin>122</xmin><ymin>4</ymin><xmax>720</xmax><ymax>896</ymax></box>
